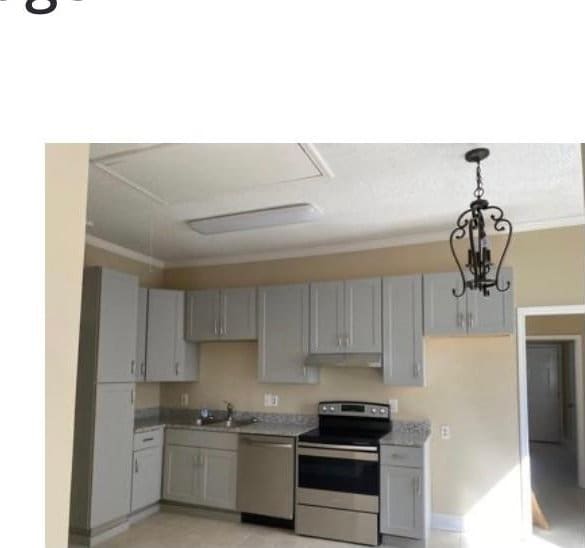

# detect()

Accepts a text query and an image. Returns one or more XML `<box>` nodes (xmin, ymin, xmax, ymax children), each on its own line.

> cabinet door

<box><xmin>345</xmin><ymin>278</ymin><xmax>382</xmax><ymax>353</ymax></box>
<box><xmin>185</xmin><ymin>290</ymin><xmax>220</xmax><ymax>341</ymax></box>
<box><xmin>97</xmin><ymin>269</ymin><xmax>139</xmax><ymax>382</ymax></box>
<box><xmin>135</xmin><ymin>288</ymin><xmax>148</xmax><ymax>381</ymax></box>
<box><xmin>173</xmin><ymin>292</ymin><xmax>198</xmax><ymax>382</ymax></box>
<box><xmin>310</xmin><ymin>281</ymin><xmax>345</xmax><ymax>353</ymax></box>
<box><xmin>380</xmin><ymin>466</ymin><xmax>424</xmax><ymax>539</ymax></box>
<box><xmin>90</xmin><ymin>383</ymin><xmax>134</xmax><ymax>528</ymax></box>
<box><xmin>258</xmin><ymin>284</ymin><xmax>317</xmax><ymax>384</ymax></box>
<box><xmin>423</xmin><ymin>272</ymin><xmax>466</xmax><ymax>336</ymax></box>
<box><xmin>131</xmin><ymin>446</ymin><xmax>163</xmax><ymax>511</ymax></box>
<box><xmin>220</xmin><ymin>287</ymin><xmax>257</xmax><ymax>340</ymax></box>
<box><xmin>383</xmin><ymin>275</ymin><xmax>424</xmax><ymax>386</ymax></box>
<box><xmin>163</xmin><ymin>445</ymin><xmax>203</xmax><ymax>504</ymax></box>
<box><xmin>201</xmin><ymin>449</ymin><xmax>237</xmax><ymax>510</ymax></box>
<box><xmin>466</xmin><ymin>267</ymin><xmax>514</xmax><ymax>335</ymax></box>
<box><xmin>146</xmin><ymin>289</ymin><xmax>178</xmax><ymax>381</ymax></box>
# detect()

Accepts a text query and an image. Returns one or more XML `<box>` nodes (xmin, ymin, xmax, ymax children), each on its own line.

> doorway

<box><xmin>517</xmin><ymin>305</ymin><xmax>585</xmax><ymax>544</ymax></box>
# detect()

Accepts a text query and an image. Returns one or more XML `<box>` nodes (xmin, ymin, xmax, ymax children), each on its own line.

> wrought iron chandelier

<box><xmin>449</xmin><ymin>148</ymin><xmax>513</xmax><ymax>298</ymax></box>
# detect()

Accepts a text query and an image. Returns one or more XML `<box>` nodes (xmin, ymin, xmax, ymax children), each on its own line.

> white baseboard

<box><xmin>431</xmin><ymin>513</ymin><xmax>464</xmax><ymax>532</ymax></box>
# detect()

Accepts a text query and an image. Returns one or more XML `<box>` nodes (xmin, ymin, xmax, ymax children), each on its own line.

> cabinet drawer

<box><xmin>380</xmin><ymin>446</ymin><xmax>422</xmax><ymax>468</ymax></box>
<box><xmin>165</xmin><ymin>428</ymin><xmax>238</xmax><ymax>451</ymax></box>
<box><xmin>134</xmin><ymin>428</ymin><xmax>163</xmax><ymax>450</ymax></box>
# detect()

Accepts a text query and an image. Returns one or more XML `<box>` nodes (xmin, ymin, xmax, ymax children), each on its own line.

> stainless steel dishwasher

<box><xmin>236</xmin><ymin>434</ymin><xmax>295</xmax><ymax>521</ymax></box>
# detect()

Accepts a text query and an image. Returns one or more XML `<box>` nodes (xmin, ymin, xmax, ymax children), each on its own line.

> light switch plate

<box><xmin>440</xmin><ymin>425</ymin><xmax>451</xmax><ymax>440</ymax></box>
<box><xmin>388</xmin><ymin>399</ymin><xmax>398</xmax><ymax>414</ymax></box>
<box><xmin>264</xmin><ymin>393</ymin><xmax>279</xmax><ymax>407</ymax></box>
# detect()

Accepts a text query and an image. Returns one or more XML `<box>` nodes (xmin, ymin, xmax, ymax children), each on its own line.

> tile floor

<box><xmin>530</xmin><ymin>442</ymin><xmax>585</xmax><ymax>548</ymax></box>
<box><xmin>85</xmin><ymin>443</ymin><xmax>585</xmax><ymax>548</ymax></box>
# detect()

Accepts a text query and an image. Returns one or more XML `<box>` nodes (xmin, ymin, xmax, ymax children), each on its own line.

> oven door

<box><xmin>297</xmin><ymin>443</ymin><xmax>379</xmax><ymax>513</ymax></box>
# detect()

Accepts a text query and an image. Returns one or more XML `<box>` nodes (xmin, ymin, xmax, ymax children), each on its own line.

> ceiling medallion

<box><xmin>450</xmin><ymin>148</ymin><xmax>513</xmax><ymax>297</ymax></box>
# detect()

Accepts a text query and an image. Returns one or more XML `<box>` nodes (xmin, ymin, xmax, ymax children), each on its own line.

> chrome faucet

<box><xmin>224</xmin><ymin>400</ymin><xmax>234</xmax><ymax>424</ymax></box>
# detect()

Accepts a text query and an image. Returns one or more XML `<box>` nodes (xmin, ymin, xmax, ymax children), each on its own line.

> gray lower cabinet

<box><xmin>423</xmin><ymin>268</ymin><xmax>514</xmax><ymax>336</ymax></box>
<box><xmin>131</xmin><ymin>430</ymin><xmax>163</xmax><ymax>512</ymax></box>
<box><xmin>383</xmin><ymin>275</ymin><xmax>424</xmax><ymax>386</ymax></box>
<box><xmin>146</xmin><ymin>289</ymin><xmax>198</xmax><ymax>382</ymax></box>
<box><xmin>310</xmin><ymin>278</ymin><xmax>382</xmax><ymax>353</ymax></box>
<box><xmin>380</xmin><ymin>443</ymin><xmax>430</xmax><ymax>541</ymax></box>
<box><xmin>135</xmin><ymin>287</ymin><xmax>148</xmax><ymax>381</ymax></box>
<box><xmin>163</xmin><ymin>430</ymin><xmax>238</xmax><ymax>510</ymax></box>
<box><xmin>91</xmin><ymin>384</ymin><xmax>135</xmax><ymax>528</ymax></box>
<box><xmin>257</xmin><ymin>284</ymin><xmax>317</xmax><ymax>384</ymax></box>
<box><xmin>185</xmin><ymin>287</ymin><xmax>257</xmax><ymax>342</ymax></box>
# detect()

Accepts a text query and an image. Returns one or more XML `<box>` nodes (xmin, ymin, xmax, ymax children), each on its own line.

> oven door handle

<box><xmin>297</xmin><ymin>444</ymin><xmax>379</xmax><ymax>462</ymax></box>
<box><xmin>298</xmin><ymin>442</ymin><xmax>378</xmax><ymax>452</ymax></box>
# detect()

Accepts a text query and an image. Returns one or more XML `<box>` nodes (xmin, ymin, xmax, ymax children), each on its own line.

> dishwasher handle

<box><xmin>240</xmin><ymin>437</ymin><xmax>293</xmax><ymax>449</ymax></box>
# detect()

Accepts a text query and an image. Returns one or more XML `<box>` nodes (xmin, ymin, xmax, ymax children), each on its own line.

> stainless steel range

<box><xmin>295</xmin><ymin>401</ymin><xmax>391</xmax><ymax>546</ymax></box>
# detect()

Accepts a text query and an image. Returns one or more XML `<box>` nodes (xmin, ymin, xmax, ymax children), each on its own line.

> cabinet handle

<box><xmin>140</xmin><ymin>362</ymin><xmax>145</xmax><ymax>378</ymax></box>
<box><xmin>413</xmin><ymin>362</ymin><xmax>420</xmax><ymax>378</ymax></box>
<box><xmin>303</xmin><ymin>366</ymin><xmax>307</xmax><ymax>377</ymax></box>
<box><xmin>214</xmin><ymin>319</ymin><xmax>219</xmax><ymax>336</ymax></box>
<box><xmin>337</xmin><ymin>336</ymin><xmax>342</xmax><ymax>348</ymax></box>
<box><xmin>219</xmin><ymin>323</ymin><xmax>225</xmax><ymax>336</ymax></box>
<box><xmin>131</xmin><ymin>360</ymin><xmax>135</xmax><ymax>375</ymax></box>
<box><xmin>142</xmin><ymin>437</ymin><xmax>154</xmax><ymax>442</ymax></box>
<box><xmin>457</xmin><ymin>312</ymin><xmax>464</xmax><ymax>328</ymax></box>
<box><xmin>468</xmin><ymin>312</ymin><xmax>475</xmax><ymax>329</ymax></box>
<box><xmin>416</xmin><ymin>476</ymin><xmax>422</xmax><ymax>496</ymax></box>
<box><xmin>130</xmin><ymin>389</ymin><xmax>134</xmax><ymax>404</ymax></box>
<box><xmin>175</xmin><ymin>362</ymin><xmax>179</xmax><ymax>376</ymax></box>
<box><xmin>135</xmin><ymin>458</ymin><xmax>138</xmax><ymax>474</ymax></box>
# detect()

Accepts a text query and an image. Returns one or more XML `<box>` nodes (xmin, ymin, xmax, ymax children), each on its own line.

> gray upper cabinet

<box><xmin>90</xmin><ymin>383</ymin><xmax>135</xmax><ymax>528</ymax></box>
<box><xmin>423</xmin><ymin>268</ymin><xmax>514</xmax><ymax>336</ymax></box>
<box><xmin>220</xmin><ymin>288</ymin><xmax>257</xmax><ymax>340</ymax></box>
<box><xmin>185</xmin><ymin>287</ymin><xmax>257</xmax><ymax>342</ymax></box>
<box><xmin>466</xmin><ymin>268</ymin><xmax>514</xmax><ymax>334</ymax></box>
<box><xmin>135</xmin><ymin>288</ymin><xmax>148</xmax><ymax>382</ymax></box>
<box><xmin>423</xmin><ymin>272</ymin><xmax>466</xmax><ymax>336</ymax></box>
<box><xmin>345</xmin><ymin>278</ymin><xmax>382</xmax><ymax>352</ymax></box>
<box><xmin>95</xmin><ymin>268</ymin><xmax>139</xmax><ymax>383</ymax></box>
<box><xmin>383</xmin><ymin>275</ymin><xmax>424</xmax><ymax>386</ymax></box>
<box><xmin>146</xmin><ymin>289</ymin><xmax>198</xmax><ymax>382</ymax></box>
<box><xmin>185</xmin><ymin>289</ymin><xmax>219</xmax><ymax>341</ymax></box>
<box><xmin>310</xmin><ymin>278</ymin><xmax>382</xmax><ymax>354</ymax></box>
<box><xmin>310</xmin><ymin>281</ymin><xmax>345</xmax><ymax>353</ymax></box>
<box><xmin>258</xmin><ymin>284</ymin><xmax>317</xmax><ymax>384</ymax></box>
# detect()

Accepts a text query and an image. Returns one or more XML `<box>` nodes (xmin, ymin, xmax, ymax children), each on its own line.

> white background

<box><xmin>0</xmin><ymin>1</ymin><xmax>584</xmax><ymax>545</ymax></box>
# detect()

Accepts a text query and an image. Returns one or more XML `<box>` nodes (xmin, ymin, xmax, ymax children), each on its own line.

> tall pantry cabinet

<box><xmin>70</xmin><ymin>267</ymin><xmax>138</xmax><ymax>540</ymax></box>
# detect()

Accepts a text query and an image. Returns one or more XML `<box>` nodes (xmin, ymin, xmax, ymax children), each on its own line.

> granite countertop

<box><xmin>134</xmin><ymin>417</ymin><xmax>313</xmax><ymax>437</ymax></box>
<box><xmin>379</xmin><ymin>429</ymin><xmax>430</xmax><ymax>447</ymax></box>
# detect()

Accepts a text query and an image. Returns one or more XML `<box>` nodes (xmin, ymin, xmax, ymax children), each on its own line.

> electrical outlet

<box><xmin>440</xmin><ymin>425</ymin><xmax>451</xmax><ymax>440</ymax></box>
<box><xmin>388</xmin><ymin>399</ymin><xmax>398</xmax><ymax>414</ymax></box>
<box><xmin>264</xmin><ymin>393</ymin><xmax>279</xmax><ymax>407</ymax></box>
<box><xmin>181</xmin><ymin>393</ymin><xmax>189</xmax><ymax>408</ymax></box>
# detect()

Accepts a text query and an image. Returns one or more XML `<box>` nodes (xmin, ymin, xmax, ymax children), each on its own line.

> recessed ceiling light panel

<box><xmin>187</xmin><ymin>203</ymin><xmax>322</xmax><ymax>235</ymax></box>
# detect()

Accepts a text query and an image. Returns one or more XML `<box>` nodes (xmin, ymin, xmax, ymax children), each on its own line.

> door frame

<box><xmin>516</xmin><ymin>305</ymin><xmax>585</xmax><ymax>537</ymax></box>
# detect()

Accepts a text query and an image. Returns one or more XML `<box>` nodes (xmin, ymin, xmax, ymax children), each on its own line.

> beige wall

<box><xmin>46</xmin><ymin>144</ymin><xmax>90</xmax><ymax>548</ymax></box>
<box><xmin>83</xmin><ymin>244</ymin><xmax>164</xmax><ymax>408</ymax></box>
<box><xmin>159</xmin><ymin>225</ymin><xmax>585</xmax><ymax>528</ymax></box>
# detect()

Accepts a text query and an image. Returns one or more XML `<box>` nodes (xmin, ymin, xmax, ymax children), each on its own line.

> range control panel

<box><xmin>318</xmin><ymin>401</ymin><xmax>390</xmax><ymax>418</ymax></box>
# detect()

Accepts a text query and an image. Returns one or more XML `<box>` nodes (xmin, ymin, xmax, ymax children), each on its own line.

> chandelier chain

<box><xmin>473</xmin><ymin>162</ymin><xmax>484</xmax><ymax>199</ymax></box>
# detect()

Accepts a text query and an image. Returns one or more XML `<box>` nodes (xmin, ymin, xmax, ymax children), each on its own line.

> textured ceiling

<box><xmin>86</xmin><ymin>143</ymin><xmax>584</xmax><ymax>265</ymax></box>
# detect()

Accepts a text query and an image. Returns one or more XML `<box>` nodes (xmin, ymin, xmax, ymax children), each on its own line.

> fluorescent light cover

<box><xmin>187</xmin><ymin>203</ymin><xmax>322</xmax><ymax>235</ymax></box>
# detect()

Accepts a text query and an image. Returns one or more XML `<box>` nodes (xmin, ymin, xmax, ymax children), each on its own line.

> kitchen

<box><xmin>66</xmin><ymin>143</ymin><xmax>585</xmax><ymax>548</ymax></box>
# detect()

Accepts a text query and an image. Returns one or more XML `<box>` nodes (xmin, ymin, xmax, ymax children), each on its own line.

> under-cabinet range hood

<box><xmin>304</xmin><ymin>353</ymin><xmax>382</xmax><ymax>369</ymax></box>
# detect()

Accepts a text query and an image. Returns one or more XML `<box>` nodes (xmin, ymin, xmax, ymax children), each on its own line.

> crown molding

<box><xmin>165</xmin><ymin>215</ymin><xmax>585</xmax><ymax>268</ymax></box>
<box><xmin>85</xmin><ymin>214</ymin><xmax>584</xmax><ymax>270</ymax></box>
<box><xmin>85</xmin><ymin>235</ymin><xmax>166</xmax><ymax>269</ymax></box>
